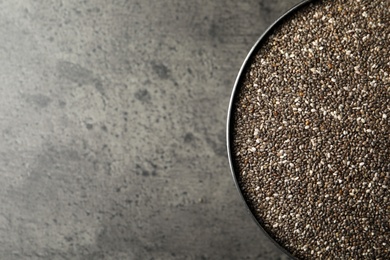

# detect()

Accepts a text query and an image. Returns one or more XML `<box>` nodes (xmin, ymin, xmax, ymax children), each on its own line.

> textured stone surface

<box><xmin>0</xmin><ymin>0</ymin><xmax>301</xmax><ymax>259</ymax></box>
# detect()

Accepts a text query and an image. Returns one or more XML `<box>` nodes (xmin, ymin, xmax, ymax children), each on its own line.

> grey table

<box><xmin>0</xmin><ymin>0</ymin><xmax>301</xmax><ymax>259</ymax></box>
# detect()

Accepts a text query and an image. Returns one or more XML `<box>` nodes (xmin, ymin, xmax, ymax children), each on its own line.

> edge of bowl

<box><xmin>226</xmin><ymin>1</ymin><xmax>314</xmax><ymax>259</ymax></box>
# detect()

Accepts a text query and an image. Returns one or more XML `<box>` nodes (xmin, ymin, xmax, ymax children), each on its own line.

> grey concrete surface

<box><xmin>0</xmin><ymin>0</ymin><xmax>301</xmax><ymax>259</ymax></box>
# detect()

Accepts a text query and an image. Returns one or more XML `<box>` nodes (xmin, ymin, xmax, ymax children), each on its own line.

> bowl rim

<box><xmin>226</xmin><ymin>1</ymin><xmax>314</xmax><ymax>259</ymax></box>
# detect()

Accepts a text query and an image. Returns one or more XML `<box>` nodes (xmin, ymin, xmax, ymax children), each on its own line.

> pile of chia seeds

<box><xmin>231</xmin><ymin>0</ymin><xmax>389</xmax><ymax>259</ymax></box>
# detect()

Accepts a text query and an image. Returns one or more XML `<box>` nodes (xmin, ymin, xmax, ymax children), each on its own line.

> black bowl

<box><xmin>226</xmin><ymin>1</ymin><xmax>314</xmax><ymax>259</ymax></box>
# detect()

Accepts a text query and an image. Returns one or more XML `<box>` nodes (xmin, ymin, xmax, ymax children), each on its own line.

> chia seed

<box><xmin>230</xmin><ymin>0</ymin><xmax>389</xmax><ymax>259</ymax></box>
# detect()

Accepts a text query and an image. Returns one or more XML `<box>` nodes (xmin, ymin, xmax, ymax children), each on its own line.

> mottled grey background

<box><xmin>0</xmin><ymin>0</ymin><xmax>301</xmax><ymax>259</ymax></box>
